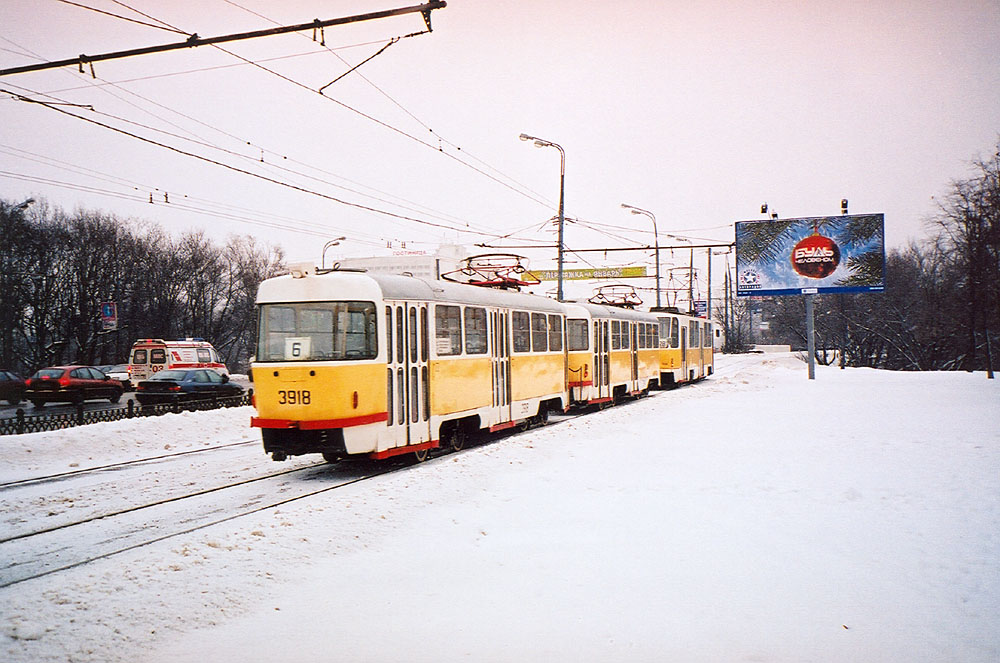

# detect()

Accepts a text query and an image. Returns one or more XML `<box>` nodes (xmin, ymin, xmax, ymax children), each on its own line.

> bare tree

<box><xmin>932</xmin><ymin>141</ymin><xmax>1000</xmax><ymax>373</ymax></box>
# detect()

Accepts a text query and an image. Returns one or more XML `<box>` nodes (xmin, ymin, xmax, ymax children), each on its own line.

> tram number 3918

<box><xmin>278</xmin><ymin>389</ymin><xmax>311</xmax><ymax>405</ymax></box>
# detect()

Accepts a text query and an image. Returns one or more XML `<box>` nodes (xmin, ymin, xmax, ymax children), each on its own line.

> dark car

<box><xmin>0</xmin><ymin>370</ymin><xmax>27</xmax><ymax>405</ymax></box>
<box><xmin>135</xmin><ymin>368</ymin><xmax>244</xmax><ymax>405</ymax></box>
<box><xmin>26</xmin><ymin>365</ymin><xmax>124</xmax><ymax>407</ymax></box>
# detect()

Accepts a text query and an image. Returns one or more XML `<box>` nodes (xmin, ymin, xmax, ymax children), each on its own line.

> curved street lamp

<box><xmin>321</xmin><ymin>236</ymin><xmax>347</xmax><ymax>270</ymax></box>
<box><xmin>666</xmin><ymin>234</ymin><xmax>694</xmax><ymax>311</ymax></box>
<box><xmin>519</xmin><ymin>132</ymin><xmax>565</xmax><ymax>300</ymax></box>
<box><xmin>621</xmin><ymin>203</ymin><xmax>660</xmax><ymax>309</ymax></box>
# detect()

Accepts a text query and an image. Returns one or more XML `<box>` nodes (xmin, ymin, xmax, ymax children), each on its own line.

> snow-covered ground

<box><xmin>2</xmin><ymin>353</ymin><xmax>998</xmax><ymax>662</ymax></box>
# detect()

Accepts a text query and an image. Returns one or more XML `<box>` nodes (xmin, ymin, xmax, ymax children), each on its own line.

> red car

<box><xmin>26</xmin><ymin>365</ymin><xmax>124</xmax><ymax>407</ymax></box>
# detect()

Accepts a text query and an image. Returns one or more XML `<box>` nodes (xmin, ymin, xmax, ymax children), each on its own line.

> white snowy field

<box><xmin>2</xmin><ymin>352</ymin><xmax>998</xmax><ymax>662</ymax></box>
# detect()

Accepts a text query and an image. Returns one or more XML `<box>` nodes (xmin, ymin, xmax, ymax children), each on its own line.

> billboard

<box><xmin>735</xmin><ymin>214</ymin><xmax>885</xmax><ymax>297</ymax></box>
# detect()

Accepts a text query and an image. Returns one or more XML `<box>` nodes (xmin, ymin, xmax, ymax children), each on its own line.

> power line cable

<box><xmin>3</xmin><ymin>12</ymin><xmax>558</xmax><ymax>248</ymax></box>
<box><xmin>51</xmin><ymin>0</ymin><xmax>187</xmax><ymax>33</ymax></box>
<box><xmin>3</xmin><ymin>88</ymin><xmax>504</xmax><ymax>238</ymax></box>
<box><xmin>219</xmin><ymin>0</ymin><xmax>555</xmax><ymax>209</ymax></box>
<box><xmin>0</xmin><ymin>169</ymin><xmax>389</xmax><ymax>245</ymax></box>
<box><xmin>0</xmin><ymin>32</ymin><xmax>492</xmax><ymax>239</ymax></box>
<box><xmin>60</xmin><ymin>4</ymin><xmax>509</xmax><ymax>237</ymax></box>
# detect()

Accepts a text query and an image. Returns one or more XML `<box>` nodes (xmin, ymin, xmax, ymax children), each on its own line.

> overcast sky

<box><xmin>2</xmin><ymin>0</ymin><xmax>998</xmax><ymax>302</ymax></box>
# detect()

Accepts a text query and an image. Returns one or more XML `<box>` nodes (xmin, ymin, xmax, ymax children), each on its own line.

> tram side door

<box><xmin>490</xmin><ymin>310</ymin><xmax>512</xmax><ymax>424</ymax></box>
<box><xmin>630</xmin><ymin>321</ymin><xmax>639</xmax><ymax>392</ymax></box>
<box><xmin>680</xmin><ymin>326</ymin><xmax>688</xmax><ymax>382</ymax></box>
<box><xmin>401</xmin><ymin>303</ymin><xmax>431</xmax><ymax>447</ymax></box>
<box><xmin>594</xmin><ymin>320</ymin><xmax>610</xmax><ymax>401</ymax></box>
<box><xmin>387</xmin><ymin>304</ymin><xmax>406</xmax><ymax>447</ymax></box>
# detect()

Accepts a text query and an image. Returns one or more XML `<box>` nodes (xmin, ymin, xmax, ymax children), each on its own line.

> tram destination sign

<box><xmin>734</xmin><ymin>213</ymin><xmax>885</xmax><ymax>297</ymax></box>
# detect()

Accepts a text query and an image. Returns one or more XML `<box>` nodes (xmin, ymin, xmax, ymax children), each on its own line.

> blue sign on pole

<box><xmin>100</xmin><ymin>301</ymin><xmax>118</xmax><ymax>331</ymax></box>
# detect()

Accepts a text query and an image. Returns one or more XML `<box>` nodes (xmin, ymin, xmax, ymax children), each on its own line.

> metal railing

<box><xmin>0</xmin><ymin>391</ymin><xmax>253</xmax><ymax>436</ymax></box>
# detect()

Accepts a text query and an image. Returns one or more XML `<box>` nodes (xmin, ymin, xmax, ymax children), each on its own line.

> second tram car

<box><xmin>563</xmin><ymin>302</ymin><xmax>660</xmax><ymax>406</ymax></box>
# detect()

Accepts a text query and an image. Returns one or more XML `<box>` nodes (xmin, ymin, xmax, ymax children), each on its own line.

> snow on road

<box><xmin>2</xmin><ymin>353</ymin><xmax>998</xmax><ymax>662</ymax></box>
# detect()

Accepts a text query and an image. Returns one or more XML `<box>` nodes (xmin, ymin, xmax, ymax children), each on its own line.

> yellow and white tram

<box><xmin>654</xmin><ymin>308</ymin><xmax>715</xmax><ymax>386</ymax></box>
<box><xmin>563</xmin><ymin>302</ymin><xmax>660</xmax><ymax>406</ymax></box>
<box><xmin>251</xmin><ymin>262</ymin><xmax>716</xmax><ymax>462</ymax></box>
<box><xmin>251</xmin><ymin>267</ymin><xmax>568</xmax><ymax>462</ymax></box>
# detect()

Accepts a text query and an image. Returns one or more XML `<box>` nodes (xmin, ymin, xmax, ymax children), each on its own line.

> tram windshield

<box><xmin>256</xmin><ymin>301</ymin><xmax>377</xmax><ymax>361</ymax></box>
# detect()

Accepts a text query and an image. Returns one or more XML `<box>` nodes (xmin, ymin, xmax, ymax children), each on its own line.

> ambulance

<box><xmin>128</xmin><ymin>338</ymin><xmax>228</xmax><ymax>382</ymax></box>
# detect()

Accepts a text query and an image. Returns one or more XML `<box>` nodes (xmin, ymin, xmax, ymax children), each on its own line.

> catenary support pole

<box><xmin>0</xmin><ymin>2</ymin><xmax>447</xmax><ymax>77</ymax></box>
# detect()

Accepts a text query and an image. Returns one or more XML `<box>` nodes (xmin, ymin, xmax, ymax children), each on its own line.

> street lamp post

<box><xmin>621</xmin><ymin>203</ymin><xmax>660</xmax><ymax>309</ymax></box>
<box><xmin>520</xmin><ymin>133</ymin><xmax>565</xmax><ymax>300</ymax></box>
<box><xmin>666</xmin><ymin>234</ymin><xmax>693</xmax><ymax>312</ymax></box>
<box><xmin>321</xmin><ymin>236</ymin><xmax>347</xmax><ymax>270</ymax></box>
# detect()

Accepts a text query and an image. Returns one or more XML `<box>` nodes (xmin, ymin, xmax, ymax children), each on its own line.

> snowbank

<box><xmin>0</xmin><ymin>407</ymin><xmax>254</xmax><ymax>483</ymax></box>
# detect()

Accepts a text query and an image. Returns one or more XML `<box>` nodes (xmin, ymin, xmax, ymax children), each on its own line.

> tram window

<box><xmin>611</xmin><ymin>321</ymin><xmax>621</xmax><ymax>350</ymax></box>
<box><xmin>465</xmin><ymin>307</ymin><xmax>488</xmax><ymax>354</ymax></box>
<box><xmin>703</xmin><ymin>322</ymin><xmax>712</xmax><ymax>347</ymax></box>
<box><xmin>548</xmin><ymin>315</ymin><xmax>563</xmax><ymax>352</ymax></box>
<box><xmin>512</xmin><ymin>311</ymin><xmax>530</xmax><ymax>352</ymax></box>
<box><xmin>638</xmin><ymin>324</ymin><xmax>646</xmax><ymax>349</ymax></box>
<box><xmin>435</xmin><ymin>305</ymin><xmax>462</xmax><ymax>356</ymax></box>
<box><xmin>567</xmin><ymin>319</ymin><xmax>589</xmax><ymax>351</ymax></box>
<box><xmin>386</xmin><ymin>307</ymin><xmax>393</xmax><ymax>363</ymax></box>
<box><xmin>395</xmin><ymin>306</ymin><xmax>404</xmax><ymax>363</ymax></box>
<box><xmin>531</xmin><ymin>313</ymin><xmax>548</xmax><ymax>352</ymax></box>
<box><xmin>256</xmin><ymin>302</ymin><xmax>376</xmax><ymax>361</ymax></box>
<box><xmin>397</xmin><ymin>367</ymin><xmax>405</xmax><ymax>423</ymax></box>
<box><xmin>670</xmin><ymin>318</ymin><xmax>679</xmax><ymax>348</ymax></box>
<box><xmin>410</xmin><ymin>367</ymin><xmax>419</xmax><ymax>423</ymax></box>
<box><xmin>622</xmin><ymin>322</ymin><xmax>630</xmax><ymax>349</ymax></box>
<box><xmin>689</xmin><ymin>321</ymin><xmax>700</xmax><ymax>348</ymax></box>
<box><xmin>342</xmin><ymin>306</ymin><xmax>377</xmax><ymax>358</ymax></box>
<box><xmin>421</xmin><ymin>307</ymin><xmax>429</xmax><ymax>362</ymax></box>
<box><xmin>422</xmin><ymin>365</ymin><xmax>430</xmax><ymax>421</ymax></box>
<box><xmin>409</xmin><ymin>308</ymin><xmax>418</xmax><ymax>363</ymax></box>
<box><xmin>652</xmin><ymin>323</ymin><xmax>659</xmax><ymax>348</ymax></box>
<box><xmin>386</xmin><ymin>369</ymin><xmax>393</xmax><ymax>426</ymax></box>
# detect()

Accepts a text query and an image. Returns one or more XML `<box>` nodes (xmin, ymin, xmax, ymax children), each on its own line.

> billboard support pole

<box><xmin>805</xmin><ymin>294</ymin><xmax>816</xmax><ymax>380</ymax></box>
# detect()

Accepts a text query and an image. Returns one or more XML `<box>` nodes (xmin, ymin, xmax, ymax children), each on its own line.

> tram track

<box><xmin>0</xmin><ymin>394</ymin><xmax>660</xmax><ymax>590</ymax></box>
<box><xmin>0</xmin><ymin>461</ymin><xmax>329</xmax><ymax>544</ymax></box>
<box><xmin>0</xmin><ymin>459</ymin><xmax>405</xmax><ymax>589</ymax></box>
<box><xmin>0</xmin><ymin>438</ymin><xmax>259</xmax><ymax>491</ymax></box>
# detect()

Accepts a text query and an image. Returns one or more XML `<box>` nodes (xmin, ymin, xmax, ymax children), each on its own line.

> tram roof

<box><xmin>257</xmin><ymin>270</ymin><xmax>565</xmax><ymax>313</ymax></box>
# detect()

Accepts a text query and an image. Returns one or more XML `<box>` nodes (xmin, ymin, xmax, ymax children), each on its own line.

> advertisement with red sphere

<box><xmin>734</xmin><ymin>214</ymin><xmax>885</xmax><ymax>297</ymax></box>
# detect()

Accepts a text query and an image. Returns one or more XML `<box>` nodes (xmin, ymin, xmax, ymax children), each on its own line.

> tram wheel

<box><xmin>321</xmin><ymin>452</ymin><xmax>340</xmax><ymax>463</ymax></box>
<box><xmin>412</xmin><ymin>447</ymin><xmax>430</xmax><ymax>463</ymax></box>
<box><xmin>447</xmin><ymin>426</ymin><xmax>467</xmax><ymax>451</ymax></box>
